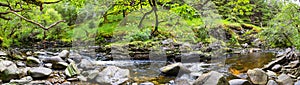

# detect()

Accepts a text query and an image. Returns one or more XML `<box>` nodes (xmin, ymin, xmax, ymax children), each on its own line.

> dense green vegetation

<box><xmin>0</xmin><ymin>0</ymin><xmax>299</xmax><ymax>49</ymax></box>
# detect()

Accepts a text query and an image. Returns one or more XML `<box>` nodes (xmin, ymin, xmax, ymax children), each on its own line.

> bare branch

<box><xmin>43</xmin><ymin>0</ymin><xmax>63</xmax><ymax>4</ymax></box>
<box><xmin>9</xmin><ymin>10</ymin><xmax>65</xmax><ymax>30</ymax></box>
<box><xmin>47</xmin><ymin>20</ymin><xmax>66</xmax><ymax>29</ymax></box>
<box><xmin>0</xmin><ymin>2</ymin><xmax>9</xmax><ymax>7</ymax></box>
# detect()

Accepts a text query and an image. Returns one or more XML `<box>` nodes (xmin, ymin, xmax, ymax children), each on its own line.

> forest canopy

<box><xmin>0</xmin><ymin>0</ymin><xmax>299</xmax><ymax>49</ymax></box>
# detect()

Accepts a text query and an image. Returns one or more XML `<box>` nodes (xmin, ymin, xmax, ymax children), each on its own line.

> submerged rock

<box><xmin>247</xmin><ymin>68</ymin><xmax>268</xmax><ymax>85</ymax></box>
<box><xmin>228</xmin><ymin>79</ymin><xmax>251</xmax><ymax>85</ymax></box>
<box><xmin>159</xmin><ymin>63</ymin><xmax>191</xmax><ymax>76</ymax></box>
<box><xmin>29</xmin><ymin>67</ymin><xmax>52</xmax><ymax>78</ymax></box>
<box><xmin>193</xmin><ymin>71</ymin><xmax>229</xmax><ymax>85</ymax></box>
<box><xmin>276</xmin><ymin>73</ymin><xmax>293</xmax><ymax>85</ymax></box>
<box><xmin>95</xmin><ymin>66</ymin><xmax>130</xmax><ymax>85</ymax></box>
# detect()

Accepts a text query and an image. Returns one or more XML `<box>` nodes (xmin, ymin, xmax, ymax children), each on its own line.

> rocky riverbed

<box><xmin>0</xmin><ymin>40</ymin><xmax>299</xmax><ymax>85</ymax></box>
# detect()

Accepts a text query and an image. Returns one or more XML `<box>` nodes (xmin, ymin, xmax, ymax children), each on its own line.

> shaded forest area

<box><xmin>0</xmin><ymin>0</ymin><xmax>299</xmax><ymax>49</ymax></box>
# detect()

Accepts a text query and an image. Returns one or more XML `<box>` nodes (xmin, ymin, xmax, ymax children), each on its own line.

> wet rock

<box><xmin>236</xmin><ymin>73</ymin><xmax>248</xmax><ymax>79</ymax></box>
<box><xmin>61</xmin><ymin>81</ymin><xmax>71</xmax><ymax>85</ymax></box>
<box><xmin>69</xmin><ymin>53</ymin><xmax>82</xmax><ymax>62</ymax></box>
<box><xmin>16</xmin><ymin>61</ymin><xmax>26</xmax><ymax>67</ymax></box>
<box><xmin>9</xmin><ymin>76</ymin><xmax>32</xmax><ymax>84</ymax></box>
<box><xmin>0</xmin><ymin>60</ymin><xmax>20</xmax><ymax>82</ymax></box>
<box><xmin>26</xmin><ymin>57</ymin><xmax>41</xmax><ymax>67</ymax></box>
<box><xmin>276</xmin><ymin>73</ymin><xmax>293</xmax><ymax>85</ymax></box>
<box><xmin>175</xmin><ymin>79</ymin><xmax>191</xmax><ymax>85</ymax></box>
<box><xmin>295</xmin><ymin>80</ymin><xmax>300</xmax><ymax>85</ymax></box>
<box><xmin>0</xmin><ymin>51</ymin><xmax>7</xmax><ymax>56</ymax></box>
<box><xmin>77</xmin><ymin>75</ymin><xmax>87</xmax><ymax>81</ymax></box>
<box><xmin>159</xmin><ymin>63</ymin><xmax>191</xmax><ymax>76</ymax></box>
<box><xmin>193</xmin><ymin>71</ymin><xmax>229</xmax><ymax>85</ymax></box>
<box><xmin>52</xmin><ymin>62</ymin><xmax>68</xmax><ymax>69</ymax></box>
<box><xmin>58</xmin><ymin>50</ymin><xmax>69</xmax><ymax>58</ymax></box>
<box><xmin>28</xmin><ymin>80</ymin><xmax>51</xmax><ymax>85</ymax></box>
<box><xmin>266</xmin><ymin>70</ymin><xmax>277</xmax><ymax>79</ymax></box>
<box><xmin>44</xmin><ymin>63</ymin><xmax>52</xmax><ymax>68</ymax></box>
<box><xmin>95</xmin><ymin>66</ymin><xmax>130</xmax><ymax>85</ymax></box>
<box><xmin>42</xmin><ymin>56</ymin><xmax>64</xmax><ymax>63</ymax></box>
<box><xmin>87</xmin><ymin>70</ymin><xmax>100</xmax><ymax>80</ymax></box>
<box><xmin>19</xmin><ymin>67</ymin><xmax>30</xmax><ymax>78</ymax></box>
<box><xmin>263</xmin><ymin>56</ymin><xmax>286</xmax><ymax>71</ymax></box>
<box><xmin>79</xmin><ymin>59</ymin><xmax>94</xmax><ymax>69</ymax></box>
<box><xmin>29</xmin><ymin>67</ymin><xmax>52</xmax><ymax>78</ymax></box>
<box><xmin>286</xmin><ymin>60</ymin><xmax>300</xmax><ymax>68</ymax></box>
<box><xmin>271</xmin><ymin>64</ymin><xmax>282</xmax><ymax>72</ymax></box>
<box><xmin>228</xmin><ymin>79</ymin><xmax>251</xmax><ymax>85</ymax></box>
<box><xmin>267</xmin><ymin>80</ymin><xmax>278</xmax><ymax>85</ymax></box>
<box><xmin>140</xmin><ymin>82</ymin><xmax>155</xmax><ymax>85</ymax></box>
<box><xmin>247</xmin><ymin>68</ymin><xmax>268</xmax><ymax>85</ymax></box>
<box><xmin>65</xmin><ymin>62</ymin><xmax>80</xmax><ymax>77</ymax></box>
<box><xmin>180</xmin><ymin>52</ymin><xmax>208</xmax><ymax>63</ymax></box>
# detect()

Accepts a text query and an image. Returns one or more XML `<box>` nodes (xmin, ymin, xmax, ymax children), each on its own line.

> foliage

<box><xmin>260</xmin><ymin>3</ymin><xmax>300</xmax><ymax>48</ymax></box>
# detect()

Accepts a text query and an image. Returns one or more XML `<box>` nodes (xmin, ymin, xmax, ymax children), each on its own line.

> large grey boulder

<box><xmin>247</xmin><ymin>68</ymin><xmax>268</xmax><ymax>85</ymax></box>
<box><xmin>29</xmin><ymin>67</ymin><xmax>52</xmax><ymax>78</ymax></box>
<box><xmin>58</xmin><ymin>50</ymin><xmax>69</xmax><ymax>58</ymax></box>
<box><xmin>159</xmin><ymin>63</ymin><xmax>191</xmax><ymax>76</ymax></box>
<box><xmin>276</xmin><ymin>73</ymin><xmax>293</xmax><ymax>85</ymax></box>
<box><xmin>0</xmin><ymin>60</ymin><xmax>19</xmax><ymax>82</ymax></box>
<box><xmin>228</xmin><ymin>79</ymin><xmax>251</xmax><ymax>85</ymax></box>
<box><xmin>193</xmin><ymin>71</ymin><xmax>229</xmax><ymax>85</ymax></box>
<box><xmin>95</xmin><ymin>66</ymin><xmax>130</xmax><ymax>85</ymax></box>
<box><xmin>42</xmin><ymin>56</ymin><xmax>64</xmax><ymax>63</ymax></box>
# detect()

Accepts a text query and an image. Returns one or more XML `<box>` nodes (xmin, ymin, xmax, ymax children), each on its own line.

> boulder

<box><xmin>69</xmin><ymin>53</ymin><xmax>82</xmax><ymax>63</ymax></box>
<box><xmin>267</xmin><ymin>80</ymin><xmax>278</xmax><ymax>85</ymax></box>
<box><xmin>42</xmin><ymin>56</ymin><xmax>64</xmax><ymax>63</ymax></box>
<box><xmin>0</xmin><ymin>60</ymin><xmax>20</xmax><ymax>82</ymax></box>
<box><xmin>26</xmin><ymin>57</ymin><xmax>41</xmax><ymax>67</ymax></box>
<box><xmin>29</xmin><ymin>67</ymin><xmax>52</xmax><ymax>78</ymax></box>
<box><xmin>276</xmin><ymin>73</ymin><xmax>293</xmax><ymax>85</ymax></box>
<box><xmin>95</xmin><ymin>66</ymin><xmax>130</xmax><ymax>85</ymax></box>
<box><xmin>58</xmin><ymin>50</ymin><xmax>69</xmax><ymax>58</ymax></box>
<box><xmin>266</xmin><ymin>70</ymin><xmax>277</xmax><ymax>79</ymax></box>
<box><xmin>228</xmin><ymin>79</ymin><xmax>251</xmax><ymax>85</ymax></box>
<box><xmin>159</xmin><ymin>63</ymin><xmax>191</xmax><ymax>76</ymax></box>
<box><xmin>247</xmin><ymin>68</ymin><xmax>268</xmax><ymax>85</ymax></box>
<box><xmin>87</xmin><ymin>70</ymin><xmax>100</xmax><ymax>80</ymax></box>
<box><xmin>271</xmin><ymin>64</ymin><xmax>282</xmax><ymax>72</ymax></box>
<box><xmin>193</xmin><ymin>71</ymin><xmax>229</xmax><ymax>85</ymax></box>
<box><xmin>78</xmin><ymin>59</ymin><xmax>94</xmax><ymax>69</ymax></box>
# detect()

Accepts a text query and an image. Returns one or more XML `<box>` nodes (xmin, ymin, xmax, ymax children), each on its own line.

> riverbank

<box><xmin>0</xmin><ymin>41</ymin><xmax>298</xmax><ymax>85</ymax></box>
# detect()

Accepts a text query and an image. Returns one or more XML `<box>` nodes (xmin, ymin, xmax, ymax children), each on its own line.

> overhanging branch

<box><xmin>10</xmin><ymin>10</ymin><xmax>65</xmax><ymax>30</ymax></box>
